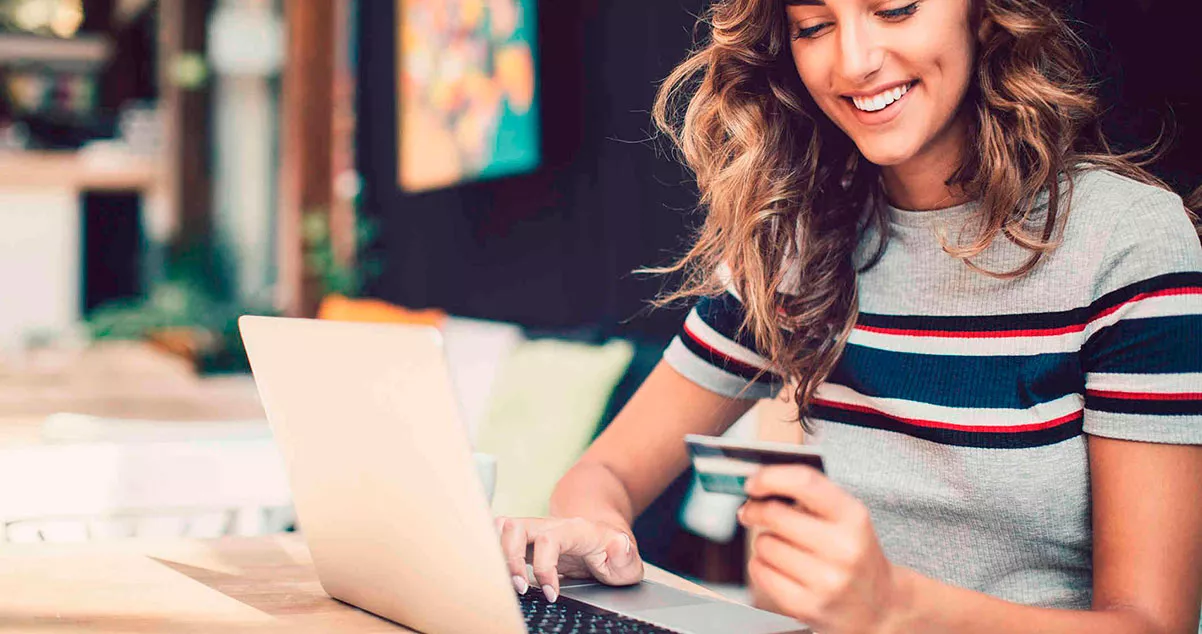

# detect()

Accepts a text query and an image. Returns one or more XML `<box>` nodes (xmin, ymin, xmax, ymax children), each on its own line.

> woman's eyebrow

<box><xmin>785</xmin><ymin>0</ymin><xmax>826</xmax><ymax>5</ymax></box>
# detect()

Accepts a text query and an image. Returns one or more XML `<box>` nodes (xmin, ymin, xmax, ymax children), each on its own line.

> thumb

<box><xmin>587</xmin><ymin>532</ymin><xmax>643</xmax><ymax>585</ymax></box>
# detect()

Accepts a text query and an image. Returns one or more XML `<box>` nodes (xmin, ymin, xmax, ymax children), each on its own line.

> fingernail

<box><xmin>512</xmin><ymin>575</ymin><xmax>529</xmax><ymax>594</ymax></box>
<box><xmin>622</xmin><ymin>533</ymin><xmax>632</xmax><ymax>554</ymax></box>
<box><xmin>542</xmin><ymin>584</ymin><xmax>558</xmax><ymax>603</ymax></box>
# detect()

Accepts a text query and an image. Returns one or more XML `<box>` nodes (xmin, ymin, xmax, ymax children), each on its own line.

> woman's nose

<box><xmin>837</xmin><ymin>21</ymin><xmax>885</xmax><ymax>83</ymax></box>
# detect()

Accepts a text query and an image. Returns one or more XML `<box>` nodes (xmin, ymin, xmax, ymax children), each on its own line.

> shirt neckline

<box><xmin>885</xmin><ymin>197</ymin><xmax>979</xmax><ymax>228</ymax></box>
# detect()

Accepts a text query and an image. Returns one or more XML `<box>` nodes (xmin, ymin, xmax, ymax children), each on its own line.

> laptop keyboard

<box><xmin>519</xmin><ymin>588</ymin><xmax>678</xmax><ymax>633</ymax></box>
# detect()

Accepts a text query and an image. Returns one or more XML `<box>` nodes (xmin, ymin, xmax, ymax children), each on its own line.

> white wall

<box><xmin>0</xmin><ymin>189</ymin><xmax>80</xmax><ymax>350</ymax></box>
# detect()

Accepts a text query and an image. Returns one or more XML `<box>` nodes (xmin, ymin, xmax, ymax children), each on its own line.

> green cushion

<box><xmin>476</xmin><ymin>338</ymin><xmax>634</xmax><ymax>517</ymax></box>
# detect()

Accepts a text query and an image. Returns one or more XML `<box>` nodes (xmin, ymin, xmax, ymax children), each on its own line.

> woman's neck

<box><xmin>880</xmin><ymin>115</ymin><xmax>971</xmax><ymax>211</ymax></box>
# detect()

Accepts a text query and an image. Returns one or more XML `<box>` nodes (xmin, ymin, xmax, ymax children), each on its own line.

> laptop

<box><xmin>239</xmin><ymin>315</ymin><xmax>809</xmax><ymax>634</ymax></box>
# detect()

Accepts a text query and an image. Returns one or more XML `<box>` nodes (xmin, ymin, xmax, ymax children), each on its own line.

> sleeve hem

<box><xmin>1083</xmin><ymin>412</ymin><xmax>1202</xmax><ymax>445</ymax></box>
<box><xmin>664</xmin><ymin>338</ymin><xmax>779</xmax><ymax>401</ymax></box>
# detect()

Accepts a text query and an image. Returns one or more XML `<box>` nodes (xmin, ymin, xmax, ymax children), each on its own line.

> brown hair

<box><xmin>650</xmin><ymin>0</ymin><xmax>1202</xmax><ymax>425</ymax></box>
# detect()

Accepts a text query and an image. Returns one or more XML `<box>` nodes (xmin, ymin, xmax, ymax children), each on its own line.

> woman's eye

<box><xmin>876</xmin><ymin>1</ymin><xmax>919</xmax><ymax>20</ymax></box>
<box><xmin>792</xmin><ymin>22</ymin><xmax>832</xmax><ymax>40</ymax></box>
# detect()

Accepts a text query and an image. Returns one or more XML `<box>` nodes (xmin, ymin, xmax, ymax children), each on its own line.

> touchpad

<box><xmin>559</xmin><ymin>580</ymin><xmax>709</xmax><ymax>613</ymax></box>
<box><xmin>633</xmin><ymin>602</ymin><xmax>811</xmax><ymax>634</ymax></box>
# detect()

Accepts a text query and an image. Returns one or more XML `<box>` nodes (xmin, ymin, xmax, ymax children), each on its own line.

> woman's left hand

<box><xmin>738</xmin><ymin>465</ymin><xmax>910</xmax><ymax>634</ymax></box>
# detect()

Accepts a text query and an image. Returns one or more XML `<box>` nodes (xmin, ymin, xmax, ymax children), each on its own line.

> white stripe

<box><xmin>1086</xmin><ymin>372</ymin><xmax>1202</xmax><ymax>394</ymax></box>
<box><xmin>847</xmin><ymin>328</ymin><xmax>1081</xmax><ymax>356</ymax></box>
<box><xmin>1086</xmin><ymin>294</ymin><xmax>1202</xmax><ymax>338</ymax></box>
<box><xmin>664</xmin><ymin>339</ymin><xmax>777</xmax><ymax>400</ymax></box>
<box><xmin>816</xmin><ymin>383</ymin><xmax>1083</xmax><ymax>429</ymax></box>
<box><xmin>685</xmin><ymin>309</ymin><xmax>772</xmax><ymax>371</ymax></box>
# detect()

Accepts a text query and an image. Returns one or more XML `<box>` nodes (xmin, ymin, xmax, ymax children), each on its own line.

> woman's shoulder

<box><xmin>1063</xmin><ymin>168</ymin><xmax>1200</xmax><ymax>297</ymax></box>
<box><xmin>1067</xmin><ymin>168</ymin><xmax>1188</xmax><ymax>228</ymax></box>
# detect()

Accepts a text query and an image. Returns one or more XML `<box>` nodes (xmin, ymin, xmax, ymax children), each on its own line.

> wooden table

<box><xmin>0</xmin><ymin>534</ymin><xmax>720</xmax><ymax>633</ymax></box>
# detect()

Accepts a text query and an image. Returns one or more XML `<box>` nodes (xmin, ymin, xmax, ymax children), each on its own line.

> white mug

<box><xmin>472</xmin><ymin>452</ymin><xmax>497</xmax><ymax>505</ymax></box>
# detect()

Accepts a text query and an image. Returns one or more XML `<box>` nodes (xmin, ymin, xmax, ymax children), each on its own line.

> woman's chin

<box><xmin>853</xmin><ymin>143</ymin><xmax>917</xmax><ymax>168</ymax></box>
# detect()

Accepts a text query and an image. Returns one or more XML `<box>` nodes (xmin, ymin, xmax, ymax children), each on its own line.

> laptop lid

<box><xmin>239</xmin><ymin>316</ymin><xmax>528</xmax><ymax>634</ymax></box>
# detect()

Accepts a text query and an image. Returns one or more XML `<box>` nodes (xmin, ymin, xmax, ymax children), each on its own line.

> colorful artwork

<box><xmin>397</xmin><ymin>0</ymin><xmax>539</xmax><ymax>192</ymax></box>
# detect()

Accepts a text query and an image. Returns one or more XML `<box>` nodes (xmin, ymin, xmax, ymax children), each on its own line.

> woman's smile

<box><xmin>842</xmin><ymin>79</ymin><xmax>918</xmax><ymax>125</ymax></box>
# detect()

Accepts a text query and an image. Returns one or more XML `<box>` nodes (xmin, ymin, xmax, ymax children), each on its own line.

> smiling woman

<box><xmin>635</xmin><ymin>0</ymin><xmax>1202</xmax><ymax>630</ymax></box>
<box><xmin>650</xmin><ymin>0</ymin><xmax>1199</xmax><ymax>425</ymax></box>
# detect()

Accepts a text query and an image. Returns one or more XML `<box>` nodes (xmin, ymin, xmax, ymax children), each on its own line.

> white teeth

<box><xmin>851</xmin><ymin>82</ymin><xmax>911</xmax><ymax>112</ymax></box>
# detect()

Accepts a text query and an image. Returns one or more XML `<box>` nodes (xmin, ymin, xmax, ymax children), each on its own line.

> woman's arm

<box><xmin>549</xmin><ymin>360</ymin><xmax>755</xmax><ymax>527</ymax></box>
<box><xmin>739</xmin><ymin>437</ymin><xmax>1202</xmax><ymax>634</ymax></box>
<box><xmin>889</xmin><ymin>437</ymin><xmax>1202</xmax><ymax>634</ymax></box>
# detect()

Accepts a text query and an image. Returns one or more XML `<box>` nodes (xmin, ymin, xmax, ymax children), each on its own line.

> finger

<box><xmin>497</xmin><ymin>517</ymin><xmax>532</xmax><ymax>594</ymax></box>
<box><xmin>738</xmin><ymin>499</ymin><xmax>841</xmax><ymax>554</ymax></box>
<box><xmin>531</xmin><ymin>531</ymin><xmax>564</xmax><ymax>602</ymax></box>
<box><xmin>747</xmin><ymin>554</ymin><xmax>820</xmax><ymax>626</ymax></box>
<box><xmin>745</xmin><ymin>465</ymin><xmax>855</xmax><ymax>521</ymax></box>
<box><xmin>752</xmin><ymin>532</ymin><xmax>843</xmax><ymax>593</ymax></box>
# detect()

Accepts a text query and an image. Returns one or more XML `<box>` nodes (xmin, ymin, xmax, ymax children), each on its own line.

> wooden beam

<box><xmin>329</xmin><ymin>0</ymin><xmax>359</xmax><ymax>269</ymax></box>
<box><xmin>277</xmin><ymin>0</ymin><xmax>340</xmax><ymax>317</ymax></box>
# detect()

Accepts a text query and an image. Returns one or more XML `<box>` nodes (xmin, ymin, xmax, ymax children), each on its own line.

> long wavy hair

<box><xmin>651</xmin><ymin>0</ymin><xmax>1202</xmax><ymax>426</ymax></box>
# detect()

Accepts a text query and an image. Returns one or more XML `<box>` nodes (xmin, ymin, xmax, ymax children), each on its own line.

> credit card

<box><xmin>685</xmin><ymin>434</ymin><xmax>825</xmax><ymax>497</ymax></box>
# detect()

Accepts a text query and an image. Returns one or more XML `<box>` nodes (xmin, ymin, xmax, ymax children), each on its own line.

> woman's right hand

<box><xmin>496</xmin><ymin>516</ymin><xmax>645</xmax><ymax>603</ymax></box>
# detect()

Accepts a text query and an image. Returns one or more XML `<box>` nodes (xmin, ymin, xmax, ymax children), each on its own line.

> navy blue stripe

<box><xmin>829</xmin><ymin>344</ymin><xmax>1083</xmax><ymax>409</ymax></box>
<box><xmin>1089</xmin><ymin>272</ymin><xmax>1202</xmax><ymax>317</ymax></box>
<box><xmin>694</xmin><ymin>293</ymin><xmax>767</xmax><ymax>354</ymax></box>
<box><xmin>812</xmin><ymin>404</ymin><xmax>1083</xmax><ymax>449</ymax></box>
<box><xmin>857</xmin><ymin>308</ymin><xmax>1087</xmax><ymax>332</ymax></box>
<box><xmin>678</xmin><ymin>330</ymin><xmax>781</xmax><ymax>384</ymax></box>
<box><xmin>852</xmin><ymin>273</ymin><xmax>1202</xmax><ymax>333</ymax></box>
<box><xmin>1083</xmin><ymin>315</ymin><xmax>1202</xmax><ymax>374</ymax></box>
<box><xmin>1087</xmin><ymin>396</ymin><xmax>1202</xmax><ymax>416</ymax></box>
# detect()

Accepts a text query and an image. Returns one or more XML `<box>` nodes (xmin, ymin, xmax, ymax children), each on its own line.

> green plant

<box><xmin>302</xmin><ymin>208</ymin><xmax>381</xmax><ymax>299</ymax></box>
<box><xmin>86</xmin><ymin>239</ymin><xmax>276</xmax><ymax>374</ymax></box>
<box><xmin>86</xmin><ymin>209</ymin><xmax>379</xmax><ymax>374</ymax></box>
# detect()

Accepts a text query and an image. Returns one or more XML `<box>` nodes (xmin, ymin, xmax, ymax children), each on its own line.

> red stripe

<box><xmin>814</xmin><ymin>398</ymin><xmax>1082</xmax><ymax>434</ymax></box>
<box><xmin>681</xmin><ymin>322</ymin><xmax>765</xmax><ymax>377</ymax></box>
<box><xmin>1091</xmin><ymin>287</ymin><xmax>1202</xmax><ymax>323</ymax></box>
<box><xmin>1087</xmin><ymin>389</ymin><xmax>1202</xmax><ymax>402</ymax></box>
<box><xmin>856</xmin><ymin>324</ymin><xmax>1082</xmax><ymax>339</ymax></box>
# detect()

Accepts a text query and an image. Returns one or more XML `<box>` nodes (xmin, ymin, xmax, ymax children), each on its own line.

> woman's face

<box><xmin>785</xmin><ymin>0</ymin><xmax>977</xmax><ymax>168</ymax></box>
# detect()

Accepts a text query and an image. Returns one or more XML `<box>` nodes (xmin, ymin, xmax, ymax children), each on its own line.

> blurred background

<box><xmin>0</xmin><ymin>0</ymin><xmax>1197</xmax><ymax>598</ymax></box>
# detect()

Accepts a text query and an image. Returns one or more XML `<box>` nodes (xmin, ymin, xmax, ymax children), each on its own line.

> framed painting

<box><xmin>397</xmin><ymin>0</ymin><xmax>540</xmax><ymax>192</ymax></box>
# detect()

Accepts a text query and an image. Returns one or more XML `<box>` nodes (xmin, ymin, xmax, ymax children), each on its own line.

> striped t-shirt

<box><xmin>664</xmin><ymin>169</ymin><xmax>1202</xmax><ymax>609</ymax></box>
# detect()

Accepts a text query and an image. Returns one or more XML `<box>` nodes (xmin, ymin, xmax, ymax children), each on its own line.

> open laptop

<box><xmin>239</xmin><ymin>316</ymin><xmax>809</xmax><ymax>634</ymax></box>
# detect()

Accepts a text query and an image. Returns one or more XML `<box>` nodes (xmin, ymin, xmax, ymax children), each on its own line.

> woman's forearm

<box><xmin>893</xmin><ymin>568</ymin><xmax>1167</xmax><ymax>634</ymax></box>
<box><xmin>548</xmin><ymin>460</ymin><xmax>638</xmax><ymax>533</ymax></box>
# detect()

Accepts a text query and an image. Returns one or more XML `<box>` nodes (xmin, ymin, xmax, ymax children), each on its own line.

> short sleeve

<box><xmin>663</xmin><ymin>291</ymin><xmax>784</xmax><ymax>400</ymax></box>
<box><xmin>1082</xmin><ymin>190</ymin><xmax>1202</xmax><ymax>444</ymax></box>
